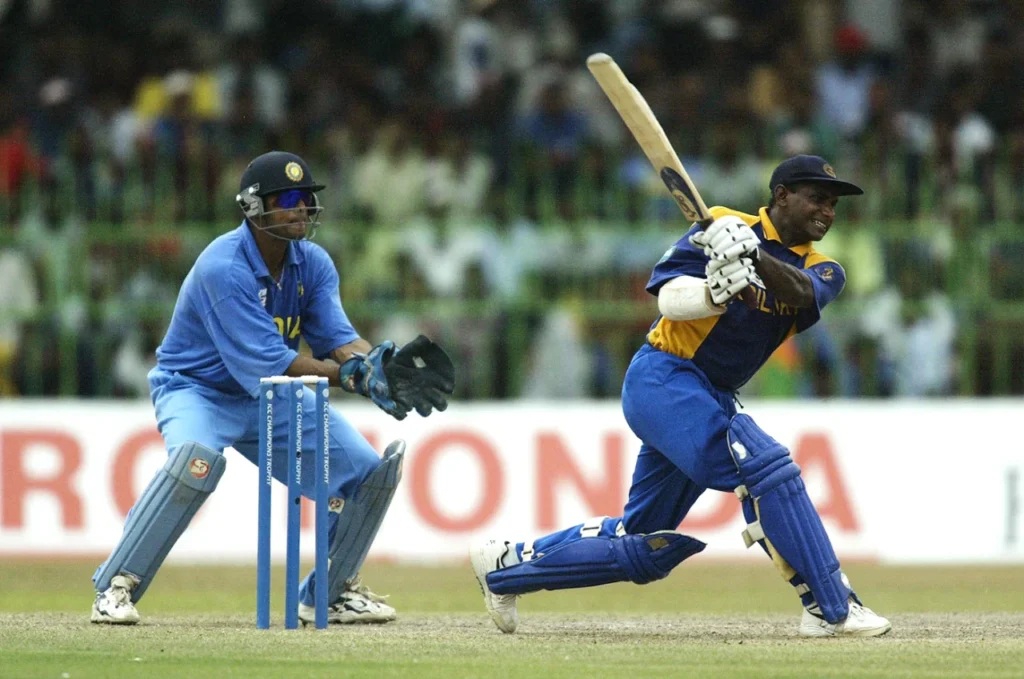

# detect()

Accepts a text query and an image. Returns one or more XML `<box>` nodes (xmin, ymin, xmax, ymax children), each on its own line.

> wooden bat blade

<box><xmin>586</xmin><ymin>52</ymin><xmax>711</xmax><ymax>225</ymax></box>
<box><xmin>588</xmin><ymin>53</ymin><xmax>758</xmax><ymax>309</ymax></box>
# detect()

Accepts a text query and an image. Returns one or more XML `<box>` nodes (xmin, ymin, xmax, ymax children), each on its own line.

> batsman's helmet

<box><xmin>236</xmin><ymin>151</ymin><xmax>325</xmax><ymax>238</ymax></box>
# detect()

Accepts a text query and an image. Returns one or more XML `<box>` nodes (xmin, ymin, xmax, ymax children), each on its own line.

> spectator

<box><xmin>860</xmin><ymin>254</ymin><xmax>957</xmax><ymax>397</ymax></box>
<box><xmin>515</xmin><ymin>78</ymin><xmax>591</xmax><ymax>220</ymax></box>
<box><xmin>111</xmin><ymin>317</ymin><xmax>163</xmax><ymax>398</ymax></box>
<box><xmin>699</xmin><ymin>116</ymin><xmax>765</xmax><ymax>209</ymax></box>
<box><xmin>351</xmin><ymin>113</ymin><xmax>429</xmax><ymax>224</ymax></box>
<box><xmin>932</xmin><ymin>77</ymin><xmax>995</xmax><ymax>218</ymax></box>
<box><xmin>772</xmin><ymin>79</ymin><xmax>840</xmax><ymax>161</ymax></box>
<box><xmin>521</xmin><ymin>294</ymin><xmax>590</xmax><ymax>399</ymax></box>
<box><xmin>216</xmin><ymin>34</ymin><xmax>287</xmax><ymax>138</ymax></box>
<box><xmin>0</xmin><ymin>246</ymin><xmax>41</xmax><ymax>395</ymax></box>
<box><xmin>397</xmin><ymin>212</ymin><xmax>492</xmax><ymax>299</ymax></box>
<box><xmin>34</xmin><ymin>77</ymin><xmax>78</xmax><ymax>225</ymax></box>
<box><xmin>79</xmin><ymin>88</ymin><xmax>138</xmax><ymax>223</ymax></box>
<box><xmin>927</xmin><ymin>0</ymin><xmax>988</xmax><ymax>83</ymax></box>
<box><xmin>815</xmin><ymin>24</ymin><xmax>876</xmax><ymax>141</ymax></box>
<box><xmin>452</xmin><ymin>0</ymin><xmax>505</xmax><ymax>108</ymax></box>
<box><xmin>422</xmin><ymin>126</ymin><xmax>494</xmax><ymax>221</ymax></box>
<box><xmin>0</xmin><ymin>90</ymin><xmax>36</xmax><ymax>225</ymax></box>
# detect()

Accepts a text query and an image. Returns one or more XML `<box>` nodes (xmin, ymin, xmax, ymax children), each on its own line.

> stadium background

<box><xmin>2</xmin><ymin>0</ymin><xmax>1024</xmax><ymax>401</ymax></box>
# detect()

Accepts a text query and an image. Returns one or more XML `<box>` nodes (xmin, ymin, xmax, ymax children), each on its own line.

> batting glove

<box><xmin>706</xmin><ymin>256</ymin><xmax>757</xmax><ymax>306</ymax></box>
<box><xmin>690</xmin><ymin>215</ymin><xmax>761</xmax><ymax>262</ymax></box>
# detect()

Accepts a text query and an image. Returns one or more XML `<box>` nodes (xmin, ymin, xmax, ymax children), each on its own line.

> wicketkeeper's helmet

<box><xmin>236</xmin><ymin>151</ymin><xmax>325</xmax><ymax>239</ymax></box>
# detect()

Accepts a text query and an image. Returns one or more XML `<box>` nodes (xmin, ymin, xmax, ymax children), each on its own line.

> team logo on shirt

<box><xmin>658</xmin><ymin>247</ymin><xmax>675</xmax><ymax>264</ymax></box>
<box><xmin>820</xmin><ymin>266</ymin><xmax>834</xmax><ymax>281</ymax></box>
<box><xmin>258</xmin><ymin>287</ymin><xmax>268</xmax><ymax>307</ymax></box>
<box><xmin>285</xmin><ymin>162</ymin><xmax>304</xmax><ymax>182</ymax></box>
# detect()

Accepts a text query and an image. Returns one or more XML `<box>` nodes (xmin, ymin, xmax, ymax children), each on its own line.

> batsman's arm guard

<box><xmin>727</xmin><ymin>414</ymin><xmax>855</xmax><ymax>623</ymax></box>
<box><xmin>324</xmin><ymin>439</ymin><xmax>405</xmax><ymax>602</ymax></box>
<box><xmin>92</xmin><ymin>442</ymin><xmax>226</xmax><ymax>602</ymax></box>
<box><xmin>486</xmin><ymin>531</ymin><xmax>705</xmax><ymax>596</ymax></box>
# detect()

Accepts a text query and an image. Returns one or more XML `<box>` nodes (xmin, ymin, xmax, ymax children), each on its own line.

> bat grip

<box><xmin>738</xmin><ymin>287</ymin><xmax>758</xmax><ymax>309</ymax></box>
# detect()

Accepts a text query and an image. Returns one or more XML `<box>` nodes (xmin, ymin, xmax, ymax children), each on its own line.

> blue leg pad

<box><xmin>93</xmin><ymin>442</ymin><xmax>225</xmax><ymax>602</ymax></box>
<box><xmin>736</xmin><ymin>490</ymin><xmax>825</xmax><ymax>612</ymax></box>
<box><xmin>321</xmin><ymin>440</ymin><xmax>404</xmax><ymax>603</ymax></box>
<box><xmin>486</xmin><ymin>531</ymin><xmax>705</xmax><ymax>596</ymax></box>
<box><xmin>728</xmin><ymin>414</ymin><xmax>853</xmax><ymax>623</ymax></box>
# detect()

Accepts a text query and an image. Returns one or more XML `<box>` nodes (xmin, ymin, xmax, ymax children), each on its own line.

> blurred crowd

<box><xmin>1</xmin><ymin>0</ymin><xmax>1024</xmax><ymax>400</ymax></box>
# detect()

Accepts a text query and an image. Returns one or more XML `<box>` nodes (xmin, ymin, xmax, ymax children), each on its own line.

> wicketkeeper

<box><xmin>91</xmin><ymin>151</ymin><xmax>455</xmax><ymax>625</ymax></box>
<box><xmin>472</xmin><ymin>155</ymin><xmax>891</xmax><ymax>638</ymax></box>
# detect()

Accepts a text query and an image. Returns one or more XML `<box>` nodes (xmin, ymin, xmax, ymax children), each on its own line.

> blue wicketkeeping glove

<box><xmin>338</xmin><ymin>341</ymin><xmax>409</xmax><ymax>420</ymax></box>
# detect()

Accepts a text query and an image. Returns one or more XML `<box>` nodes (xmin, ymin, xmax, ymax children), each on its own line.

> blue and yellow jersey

<box><xmin>645</xmin><ymin>206</ymin><xmax>846</xmax><ymax>391</ymax></box>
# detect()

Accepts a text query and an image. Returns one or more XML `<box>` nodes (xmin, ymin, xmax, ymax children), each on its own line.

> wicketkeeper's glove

<box><xmin>339</xmin><ymin>341</ymin><xmax>409</xmax><ymax>420</ymax></box>
<box><xmin>338</xmin><ymin>335</ymin><xmax>455</xmax><ymax>420</ymax></box>
<box><xmin>384</xmin><ymin>335</ymin><xmax>455</xmax><ymax>418</ymax></box>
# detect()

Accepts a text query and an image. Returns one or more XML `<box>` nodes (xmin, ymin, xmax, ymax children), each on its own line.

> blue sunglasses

<box><xmin>273</xmin><ymin>189</ymin><xmax>316</xmax><ymax>209</ymax></box>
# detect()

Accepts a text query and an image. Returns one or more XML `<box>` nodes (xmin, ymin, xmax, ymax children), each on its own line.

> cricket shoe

<box><xmin>298</xmin><ymin>576</ymin><xmax>396</xmax><ymax>625</ymax></box>
<box><xmin>470</xmin><ymin>539</ymin><xmax>519</xmax><ymax>634</ymax></box>
<box><xmin>91</xmin><ymin>574</ymin><xmax>141</xmax><ymax>625</ymax></box>
<box><xmin>799</xmin><ymin>599</ymin><xmax>892</xmax><ymax>638</ymax></box>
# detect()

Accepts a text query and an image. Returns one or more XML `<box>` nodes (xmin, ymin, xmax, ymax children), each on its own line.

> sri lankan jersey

<box><xmin>155</xmin><ymin>223</ymin><xmax>359</xmax><ymax>398</ymax></box>
<box><xmin>645</xmin><ymin>206</ymin><xmax>846</xmax><ymax>391</ymax></box>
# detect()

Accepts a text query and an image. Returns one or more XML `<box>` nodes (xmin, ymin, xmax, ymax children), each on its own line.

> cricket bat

<box><xmin>587</xmin><ymin>52</ymin><xmax>756</xmax><ymax>305</ymax></box>
<box><xmin>586</xmin><ymin>52</ymin><xmax>712</xmax><ymax>226</ymax></box>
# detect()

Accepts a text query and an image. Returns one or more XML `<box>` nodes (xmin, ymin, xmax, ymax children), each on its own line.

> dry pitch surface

<box><xmin>1</xmin><ymin>561</ymin><xmax>1022</xmax><ymax>678</ymax></box>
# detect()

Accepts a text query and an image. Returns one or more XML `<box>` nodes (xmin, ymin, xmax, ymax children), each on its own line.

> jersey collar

<box><xmin>759</xmin><ymin>207</ymin><xmax>811</xmax><ymax>256</ymax></box>
<box><xmin>239</xmin><ymin>222</ymin><xmax>304</xmax><ymax>281</ymax></box>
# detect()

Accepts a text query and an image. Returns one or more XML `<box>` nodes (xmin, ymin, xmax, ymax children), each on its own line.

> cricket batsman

<box><xmin>471</xmin><ymin>155</ymin><xmax>891</xmax><ymax>638</ymax></box>
<box><xmin>91</xmin><ymin>150</ymin><xmax>455</xmax><ymax>625</ymax></box>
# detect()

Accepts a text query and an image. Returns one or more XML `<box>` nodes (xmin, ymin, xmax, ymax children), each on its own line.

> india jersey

<box><xmin>646</xmin><ymin>206</ymin><xmax>846</xmax><ymax>391</ymax></box>
<box><xmin>155</xmin><ymin>223</ymin><xmax>359</xmax><ymax>397</ymax></box>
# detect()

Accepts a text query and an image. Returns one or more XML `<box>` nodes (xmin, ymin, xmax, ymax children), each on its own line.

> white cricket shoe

<box><xmin>299</xmin><ymin>576</ymin><xmax>396</xmax><ymax>625</ymax></box>
<box><xmin>470</xmin><ymin>539</ymin><xmax>519</xmax><ymax>634</ymax></box>
<box><xmin>799</xmin><ymin>600</ymin><xmax>892</xmax><ymax>638</ymax></box>
<box><xmin>91</xmin><ymin>575</ymin><xmax>140</xmax><ymax>625</ymax></box>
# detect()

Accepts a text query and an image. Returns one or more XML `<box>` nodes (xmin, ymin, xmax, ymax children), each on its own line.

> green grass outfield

<box><xmin>1</xmin><ymin>561</ymin><xmax>1023</xmax><ymax>678</ymax></box>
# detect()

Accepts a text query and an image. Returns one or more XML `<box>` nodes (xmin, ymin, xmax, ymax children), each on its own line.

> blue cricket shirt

<box><xmin>155</xmin><ymin>222</ymin><xmax>360</xmax><ymax>397</ymax></box>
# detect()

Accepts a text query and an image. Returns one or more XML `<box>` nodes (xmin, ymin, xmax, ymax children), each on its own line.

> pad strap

<box><xmin>741</xmin><ymin>520</ymin><xmax>765</xmax><ymax>548</ymax></box>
